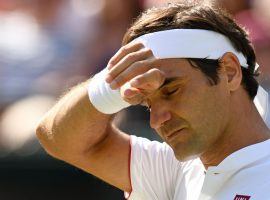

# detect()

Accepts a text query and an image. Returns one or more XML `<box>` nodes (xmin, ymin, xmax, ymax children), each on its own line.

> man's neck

<box><xmin>200</xmin><ymin>102</ymin><xmax>270</xmax><ymax>170</ymax></box>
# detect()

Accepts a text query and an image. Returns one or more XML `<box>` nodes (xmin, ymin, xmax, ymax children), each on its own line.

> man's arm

<box><xmin>36</xmin><ymin>41</ymin><xmax>163</xmax><ymax>193</ymax></box>
<box><xmin>36</xmin><ymin>81</ymin><xmax>131</xmax><ymax>192</ymax></box>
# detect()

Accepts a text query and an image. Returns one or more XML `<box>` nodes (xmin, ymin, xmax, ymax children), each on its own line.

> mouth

<box><xmin>165</xmin><ymin>127</ymin><xmax>186</xmax><ymax>141</ymax></box>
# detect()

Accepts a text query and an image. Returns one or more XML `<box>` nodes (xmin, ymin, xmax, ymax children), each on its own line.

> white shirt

<box><xmin>126</xmin><ymin>135</ymin><xmax>270</xmax><ymax>200</ymax></box>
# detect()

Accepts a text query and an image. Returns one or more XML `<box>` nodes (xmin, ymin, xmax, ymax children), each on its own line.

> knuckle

<box><xmin>115</xmin><ymin>75</ymin><xmax>126</xmax><ymax>85</ymax></box>
<box><xmin>134</xmin><ymin>61</ymin><xmax>149</xmax><ymax>73</ymax></box>
<box><xmin>134</xmin><ymin>42</ymin><xmax>145</xmax><ymax>49</ymax></box>
<box><xmin>154</xmin><ymin>69</ymin><xmax>162</xmax><ymax>77</ymax></box>
<box><xmin>143</xmin><ymin>58</ymin><xmax>154</xmax><ymax>67</ymax></box>
<box><xmin>130</xmin><ymin>61</ymin><xmax>143</xmax><ymax>71</ymax></box>
<box><xmin>108</xmin><ymin>66</ymin><xmax>118</xmax><ymax>74</ymax></box>
<box><xmin>148</xmin><ymin>57</ymin><xmax>156</xmax><ymax>65</ymax></box>
<box><xmin>145</xmin><ymin>61</ymin><xmax>153</xmax><ymax>71</ymax></box>
<box><xmin>135</xmin><ymin>74</ymin><xmax>144</xmax><ymax>82</ymax></box>
<box><xmin>108</xmin><ymin>57</ymin><xmax>117</xmax><ymax>65</ymax></box>
<box><xmin>149</xmin><ymin>68</ymin><xmax>160</xmax><ymax>74</ymax></box>
<box><xmin>126</xmin><ymin>52</ymin><xmax>137</xmax><ymax>61</ymax></box>
<box><xmin>120</xmin><ymin>46</ymin><xmax>129</xmax><ymax>54</ymax></box>
<box><xmin>107</xmin><ymin>71</ymin><xmax>115</xmax><ymax>79</ymax></box>
<box><xmin>149</xmin><ymin>68</ymin><xmax>164</xmax><ymax>82</ymax></box>
<box><xmin>126</xmin><ymin>48</ymin><xmax>150</xmax><ymax>61</ymax></box>
<box><xmin>144</xmin><ymin>48</ymin><xmax>153</xmax><ymax>56</ymax></box>
<box><xmin>126</xmin><ymin>59</ymin><xmax>154</xmax><ymax>80</ymax></box>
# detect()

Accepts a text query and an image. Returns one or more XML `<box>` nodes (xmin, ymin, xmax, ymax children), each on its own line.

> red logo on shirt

<box><xmin>234</xmin><ymin>195</ymin><xmax>251</xmax><ymax>200</ymax></box>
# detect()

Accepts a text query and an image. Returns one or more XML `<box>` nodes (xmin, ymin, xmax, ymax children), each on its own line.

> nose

<box><xmin>150</xmin><ymin>105</ymin><xmax>172</xmax><ymax>129</ymax></box>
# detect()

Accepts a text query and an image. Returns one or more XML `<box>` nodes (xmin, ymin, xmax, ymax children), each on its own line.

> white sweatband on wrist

<box><xmin>88</xmin><ymin>68</ymin><xmax>130</xmax><ymax>114</ymax></box>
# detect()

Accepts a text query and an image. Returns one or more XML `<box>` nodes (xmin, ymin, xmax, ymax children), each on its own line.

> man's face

<box><xmin>146</xmin><ymin>58</ymin><xmax>231</xmax><ymax>161</ymax></box>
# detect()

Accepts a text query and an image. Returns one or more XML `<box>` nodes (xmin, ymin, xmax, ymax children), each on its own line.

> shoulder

<box><xmin>128</xmin><ymin>135</ymin><xmax>204</xmax><ymax>200</ymax></box>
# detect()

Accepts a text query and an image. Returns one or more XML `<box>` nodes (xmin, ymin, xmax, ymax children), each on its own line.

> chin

<box><xmin>174</xmin><ymin>152</ymin><xmax>200</xmax><ymax>162</ymax></box>
<box><xmin>172</xmin><ymin>143</ymin><xmax>201</xmax><ymax>161</ymax></box>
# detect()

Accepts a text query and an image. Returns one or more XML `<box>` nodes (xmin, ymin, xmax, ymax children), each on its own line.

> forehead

<box><xmin>145</xmin><ymin>58</ymin><xmax>208</xmax><ymax>102</ymax></box>
<box><xmin>155</xmin><ymin>58</ymin><xmax>197</xmax><ymax>78</ymax></box>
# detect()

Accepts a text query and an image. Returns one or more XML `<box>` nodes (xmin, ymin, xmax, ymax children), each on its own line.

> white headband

<box><xmin>134</xmin><ymin>29</ymin><xmax>268</xmax><ymax>120</ymax></box>
<box><xmin>134</xmin><ymin>29</ymin><xmax>260</xmax><ymax>70</ymax></box>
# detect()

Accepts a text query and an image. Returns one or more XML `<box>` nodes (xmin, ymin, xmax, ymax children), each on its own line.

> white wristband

<box><xmin>88</xmin><ymin>68</ymin><xmax>130</xmax><ymax>114</ymax></box>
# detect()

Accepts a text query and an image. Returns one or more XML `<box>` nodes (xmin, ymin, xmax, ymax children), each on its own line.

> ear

<box><xmin>220</xmin><ymin>52</ymin><xmax>242</xmax><ymax>92</ymax></box>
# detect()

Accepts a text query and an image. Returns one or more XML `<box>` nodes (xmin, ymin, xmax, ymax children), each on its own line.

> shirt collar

<box><xmin>207</xmin><ymin>139</ymin><xmax>270</xmax><ymax>173</ymax></box>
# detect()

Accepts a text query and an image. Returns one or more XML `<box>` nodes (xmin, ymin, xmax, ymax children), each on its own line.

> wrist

<box><xmin>88</xmin><ymin>68</ymin><xmax>130</xmax><ymax>114</ymax></box>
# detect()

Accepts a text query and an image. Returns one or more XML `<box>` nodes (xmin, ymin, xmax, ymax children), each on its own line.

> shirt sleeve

<box><xmin>126</xmin><ymin>135</ymin><xmax>184</xmax><ymax>200</ymax></box>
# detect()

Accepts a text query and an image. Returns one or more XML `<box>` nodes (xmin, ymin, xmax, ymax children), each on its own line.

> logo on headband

<box><xmin>234</xmin><ymin>195</ymin><xmax>251</xmax><ymax>200</ymax></box>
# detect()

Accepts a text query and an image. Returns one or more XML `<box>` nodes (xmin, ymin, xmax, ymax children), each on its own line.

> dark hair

<box><xmin>122</xmin><ymin>2</ymin><xmax>259</xmax><ymax>99</ymax></box>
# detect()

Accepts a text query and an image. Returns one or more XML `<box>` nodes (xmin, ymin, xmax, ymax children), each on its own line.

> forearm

<box><xmin>36</xmin><ymin>80</ymin><xmax>113</xmax><ymax>160</ymax></box>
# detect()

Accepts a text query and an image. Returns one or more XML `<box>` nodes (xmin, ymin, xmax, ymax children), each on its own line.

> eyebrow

<box><xmin>141</xmin><ymin>77</ymin><xmax>184</xmax><ymax>107</ymax></box>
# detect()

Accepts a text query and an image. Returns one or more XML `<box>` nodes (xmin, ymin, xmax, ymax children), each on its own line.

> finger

<box><xmin>106</xmin><ymin>48</ymin><xmax>153</xmax><ymax>83</ymax></box>
<box><xmin>122</xmin><ymin>88</ymin><xmax>144</xmax><ymax>105</ymax></box>
<box><xmin>130</xmin><ymin>68</ymin><xmax>166</xmax><ymax>90</ymax></box>
<box><xmin>107</xmin><ymin>42</ymin><xmax>144</xmax><ymax>70</ymax></box>
<box><xmin>123</xmin><ymin>87</ymin><xmax>140</xmax><ymax>97</ymax></box>
<box><xmin>109</xmin><ymin>58</ymin><xmax>155</xmax><ymax>89</ymax></box>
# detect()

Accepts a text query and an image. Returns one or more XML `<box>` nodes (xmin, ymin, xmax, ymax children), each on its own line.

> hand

<box><xmin>120</xmin><ymin>68</ymin><xmax>166</xmax><ymax>105</ymax></box>
<box><xmin>105</xmin><ymin>42</ymin><xmax>165</xmax><ymax>105</ymax></box>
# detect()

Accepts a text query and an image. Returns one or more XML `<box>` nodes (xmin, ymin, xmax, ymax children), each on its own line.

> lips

<box><xmin>165</xmin><ymin>127</ymin><xmax>186</xmax><ymax>141</ymax></box>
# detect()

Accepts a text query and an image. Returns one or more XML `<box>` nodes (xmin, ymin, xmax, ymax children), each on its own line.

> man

<box><xmin>36</xmin><ymin>2</ymin><xmax>270</xmax><ymax>200</ymax></box>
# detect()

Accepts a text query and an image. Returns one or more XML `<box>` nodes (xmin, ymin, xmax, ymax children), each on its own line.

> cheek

<box><xmin>170</xmin><ymin>91</ymin><xmax>226</xmax><ymax>158</ymax></box>
<box><xmin>171</xmin><ymin>85</ymin><xmax>229</xmax><ymax>143</ymax></box>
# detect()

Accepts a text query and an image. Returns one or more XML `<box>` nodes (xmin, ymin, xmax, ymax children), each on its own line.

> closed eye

<box><xmin>161</xmin><ymin>87</ymin><xmax>180</xmax><ymax>96</ymax></box>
